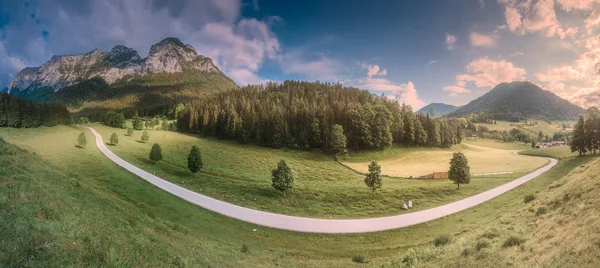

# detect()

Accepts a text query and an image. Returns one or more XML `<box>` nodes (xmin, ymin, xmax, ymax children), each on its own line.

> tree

<box><xmin>271</xmin><ymin>159</ymin><xmax>294</xmax><ymax>196</ymax></box>
<box><xmin>173</xmin><ymin>103</ymin><xmax>186</xmax><ymax>119</ymax></box>
<box><xmin>126</xmin><ymin>127</ymin><xmax>134</xmax><ymax>136</ymax></box>
<box><xmin>330</xmin><ymin>124</ymin><xmax>347</xmax><ymax>155</ymax></box>
<box><xmin>364</xmin><ymin>161</ymin><xmax>382</xmax><ymax>194</ymax></box>
<box><xmin>414</xmin><ymin>118</ymin><xmax>428</xmax><ymax>146</ymax></box>
<box><xmin>570</xmin><ymin>115</ymin><xmax>587</xmax><ymax>156</ymax></box>
<box><xmin>448</xmin><ymin>152</ymin><xmax>471</xmax><ymax>190</ymax></box>
<box><xmin>79</xmin><ymin>117</ymin><xmax>90</xmax><ymax>124</ymax></box>
<box><xmin>77</xmin><ymin>132</ymin><xmax>87</xmax><ymax>149</ymax></box>
<box><xmin>531</xmin><ymin>139</ymin><xmax>537</xmax><ymax>149</ymax></box>
<box><xmin>161</xmin><ymin>120</ymin><xmax>169</xmax><ymax>131</ymax></box>
<box><xmin>187</xmin><ymin>145</ymin><xmax>203</xmax><ymax>175</ymax></box>
<box><xmin>145</xmin><ymin>121</ymin><xmax>149</xmax><ymax>129</ymax></box>
<box><xmin>309</xmin><ymin>118</ymin><xmax>322</xmax><ymax>148</ymax></box>
<box><xmin>102</xmin><ymin>111</ymin><xmax>126</xmax><ymax>128</ymax></box>
<box><xmin>149</xmin><ymin>143</ymin><xmax>163</xmax><ymax>164</ymax></box>
<box><xmin>110</xmin><ymin>132</ymin><xmax>119</xmax><ymax>145</ymax></box>
<box><xmin>141</xmin><ymin>130</ymin><xmax>150</xmax><ymax>143</ymax></box>
<box><xmin>132</xmin><ymin>111</ymin><xmax>143</xmax><ymax>130</ymax></box>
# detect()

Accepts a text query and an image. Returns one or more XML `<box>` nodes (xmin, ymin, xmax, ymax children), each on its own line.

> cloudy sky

<box><xmin>0</xmin><ymin>0</ymin><xmax>599</xmax><ymax>110</ymax></box>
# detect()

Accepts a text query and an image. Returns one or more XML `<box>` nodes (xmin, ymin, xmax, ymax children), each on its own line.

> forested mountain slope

<box><xmin>448</xmin><ymin>81</ymin><xmax>584</xmax><ymax>121</ymax></box>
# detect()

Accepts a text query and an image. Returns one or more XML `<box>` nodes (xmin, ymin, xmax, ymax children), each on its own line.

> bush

<box><xmin>352</xmin><ymin>255</ymin><xmax>367</xmax><ymax>263</ymax></box>
<box><xmin>461</xmin><ymin>248</ymin><xmax>473</xmax><ymax>257</ymax></box>
<box><xmin>240</xmin><ymin>244</ymin><xmax>249</xmax><ymax>254</ymax></box>
<box><xmin>479</xmin><ymin>229</ymin><xmax>500</xmax><ymax>239</ymax></box>
<box><xmin>524</xmin><ymin>194</ymin><xmax>536</xmax><ymax>203</ymax></box>
<box><xmin>503</xmin><ymin>236</ymin><xmax>525</xmax><ymax>248</ymax></box>
<box><xmin>110</xmin><ymin>133</ymin><xmax>119</xmax><ymax>145</ymax></box>
<box><xmin>535</xmin><ymin>207</ymin><xmax>547</xmax><ymax>216</ymax></box>
<box><xmin>102</xmin><ymin>111</ymin><xmax>126</xmax><ymax>128</ymax></box>
<box><xmin>475</xmin><ymin>239</ymin><xmax>491</xmax><ymax>251</ymax></box>
<box><xmin>434</xmin><ymin>234</ymin><xmax>453</xmax><ymax>247</ymax></box>
<box><xmin>126</xmin><ymin>127</ymin><xmax>133</xmax><ymax>136</ymax></box>
<box><xmin>79</xmin><ymin>117</ymin><xmax>90</xmax><ymax>124</ymax></box>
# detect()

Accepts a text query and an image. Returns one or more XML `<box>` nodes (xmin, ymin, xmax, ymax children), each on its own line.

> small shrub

<box><xmin>524</xmin><ymin>194</ymin><xmax>535</xmax><ymax>203</ymax></box>
<box><xmin>535</xmin><ymin>207</ymin><xmax>547</xmax><ymax>216</ymax></box>
<box><xmin>241</xmin><ymin>244</ymin><xmax>249</xmax><ymax>254</ymax></box>
<box><xmin>503</xmin><ymin>236</ymin><xmax>525</xmax><ymax>248</ymax></box>
<box><xmin>434</xmin><ymin>234</ymin><xmax>453</xmax><ymax>247</ymax></box>
<box><xmin>475</xmin><ymin>239</ymin><xmax>491</xmax><ymax>251</ymax></box>
<box><xmin>352</xmin><ymin>255</ymin><xmax>367</xmax><ymax>263</ymax></box>
<box><xmin>479</xmin><ymin>228</ymin><xmax>500</xmax><ymax>239</ymax></box>
<box><xmin>461</xmin><ymin>247</ymin><xmax>473</xmax><ymax>257</ymax></box>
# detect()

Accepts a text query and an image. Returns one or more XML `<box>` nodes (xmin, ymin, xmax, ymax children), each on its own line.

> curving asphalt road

<box><xmin>88</xmin><ymin>127</ymin><xmax>557</xmax><ymax>234</ymax></box>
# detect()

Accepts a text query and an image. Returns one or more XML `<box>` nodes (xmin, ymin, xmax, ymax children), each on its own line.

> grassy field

<box><xmin>0</xmin><ymin>125</ymin><xmax>594</xmax><ymax>267</ymax></box>
<box><xmin>64</xmin><ymin>124</ymin><xmax>542</xmax><ymax>219</ymax></box>
<box><xmin>343</xmin><ymin>141</ymin><xmax>548</xmax><ymax>178</ymax></box>
<box><xmin>475</xmin><ymin>120</ymin><xmax>574</xmax><ymax>138</ymax></box>
<box><xmin>379</xmin><ymin>156</ymin><xmax>600</xmax><ymax>267</ymax></box>
<box><xmin>520</xmin><ymin>146</ymin><xmax>579</xmax><ymax>159</ymax></box>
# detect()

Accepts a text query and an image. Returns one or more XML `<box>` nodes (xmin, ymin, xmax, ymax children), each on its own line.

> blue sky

<box><xmin>0</xmin><ymin>0</ymin><xmax>599</xmax><ymax>109</ymax></box>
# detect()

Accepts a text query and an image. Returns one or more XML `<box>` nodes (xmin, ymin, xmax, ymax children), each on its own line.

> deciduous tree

<box><xmin>449</xmin><ymin>152</ymin><xmax>471</xmax><ymax>190</ymax></box>
<box><xmin>271</xmin><ymin>159</ymin><xmax>294</xmax><ymax>196</ymax></box>
<box><xmin>364</xmin><ymin>161</ymin><xmax>382</xmax><ymax>194</ymax></box>
<box><xmin>149</xmin><ymin>143</ymin><xmax>163</xmax><ymax>164</ymax></box>
<box><xmin>78</xmin><ymin>132</ymin><xmax>87</xmax><ymax>149</ymax></box>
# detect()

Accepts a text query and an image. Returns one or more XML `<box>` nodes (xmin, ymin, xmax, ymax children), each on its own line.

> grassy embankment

<box><xmin>91</xmin><ymin>123</ymin><xmax>545</xmax><ymax>218</ymax></box>
<box><xmin>0</xmin><ymin>125</ymin><xmax>594</xmax><ymax>267</ymax></box>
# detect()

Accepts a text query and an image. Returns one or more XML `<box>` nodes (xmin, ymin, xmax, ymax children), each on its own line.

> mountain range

<box><xmin>8</xmin><ymin>37</ymin><xmax>236</xmax><ymax>117</ymax></box>
<box><xmin>416</xmin><ymin>103</ymin><xmax>459</xmax><ymax>117</ymax></box>
<box><xmin>448</xmin><ymin>81</ymin><xmax>584</xmax><ymax>121</ymax></box>
<box><xmin>7</xmin><ymin>39</ymin><xmax>586</xmax><ymax>122</ymax></box>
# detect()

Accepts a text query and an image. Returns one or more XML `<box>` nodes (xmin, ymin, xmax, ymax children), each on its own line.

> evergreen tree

<box><xmin>570</xmin><ymin>115</ymin><xmax>587</xmax><ymax>156</ymax></box>
<box><xmin>531</xmin><ymin>139</ymin><xmax>537</xmax><ymax>149</ymax></box>
<box><xmin>132</xmin><ymin>111</ymin><xmax>143</xmax><ymax>130</ymax></box>
<box><xmin>149</xmin><ymin>143</ymin><xmax>163</xmax><ymax>164</ymax></box>
<box><xmin>110</xmin><ymin>132</ymin><xmax>119</xmax><ymax>145</ymax></box>
<box><xmin>78</xmin><ymin>132</ymin><xmax>87</xmax><ymax>149</ymax></box>
<box><xmin>271</xmin><ymin>159</ymin><xmax>294</xmax><ymax>196</ymax></box>
<box><xmin>141</xmin><ymin>130</ymin><xmax>150</xmax><ymax>143</ymax></box>
<box><xmin>187</xmin><ymin>145</ymin><xmax>203</xmax><ymax>175</ymax></box>
<box><xmin>414</xmin><ymin>117</ymin><xmax>428</xmax><ymax>146</ymax></box>
<box><xmin>585</xmin><ymin>108</ymin><xmax>599</xmax><ymax>155</ymax></box>
<box><xmin>309</xmin><ymin>118</ymin><xmax>322</xmax><ymax>148</ymax></box>
<box><xmin>364</xmin><ymin>161</ymin><xmax>382</xmax><ymax>194</ymax></box>
<box><xmin>330</xmin><ymin>124</ymin><xmax>347</xmax><ymax>155</ymax></box>
<box><xmin>448</xmin><ymin>152</ymin><xmax>471</xmax><ymax>190</ymax></box>
<box><xmin>126</xmin><ymin>127</ymin><xmax>134</xmax><ymax>136</ymax></box>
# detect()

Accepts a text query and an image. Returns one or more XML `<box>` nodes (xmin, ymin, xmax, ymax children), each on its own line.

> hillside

<box><xmin>417</xmin><ymin>103</ymin><xmax>459</xmax><ymax>117</ymax></box>
<box><xmin>8</xmin><ymin>37</ymin><xmax>237</xmax><ymax>117</ymax></box>
<box><xmin>448</xmin><ymin>81</ymin><xmax>584</xmax><ymax>121</ymax></box>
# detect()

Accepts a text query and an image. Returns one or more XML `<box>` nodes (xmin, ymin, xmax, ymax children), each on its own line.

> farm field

<box><xmin>0</xmin><ymin>124</ymin><xmax>593</xmax><ymax>267</ymax></box>
<box><xmin>343</xmin><ymin>141</ymin><xmax>549</xmax><ymax>178</ymax></box>
<box><xmin>520</xmin><ymin>146</ymin><xmax>579</xmax><ymax>159</ymax></box>
<box><xmin>474</xmin><ymin>120</ymin><xmax>574</xmax><ymax>138</ymax></box>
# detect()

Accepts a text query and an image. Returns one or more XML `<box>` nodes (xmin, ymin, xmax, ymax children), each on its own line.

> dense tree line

<box><xmin>0</xmin><ymin>93</ymin><xmax>71</xmax><ymax>128</ymax></box>
<box><xmin>176</xmin><ymin>81</ymin><xmax>464</xmax><ymax>151</ymax></box>
<box><xmin>571</xmin><ymin>107</ymin><xmax>600</xmax><ymax>156</ymax></box>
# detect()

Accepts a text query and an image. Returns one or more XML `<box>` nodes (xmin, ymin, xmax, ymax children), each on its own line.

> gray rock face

<box><xmin>8</xmin><ymin>37</ymin><xmax>221</xmax><ymax>94</ymax></box>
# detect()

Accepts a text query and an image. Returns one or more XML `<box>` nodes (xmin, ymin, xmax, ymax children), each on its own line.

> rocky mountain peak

<box><xmin>9</xmin><ymin>37</ymin><xmax>223</xmax><ymax>94</ymax></box>
<box><xmin>108</xmin><ymin>45</ymin><xmax>141</xmax><ymax>64</ymax></box>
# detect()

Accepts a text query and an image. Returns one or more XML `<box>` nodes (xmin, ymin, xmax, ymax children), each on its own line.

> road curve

<box><xmin>88</xmin><ymin>127</ymin><xmax>557</xmax><ymax>234</ymax></box>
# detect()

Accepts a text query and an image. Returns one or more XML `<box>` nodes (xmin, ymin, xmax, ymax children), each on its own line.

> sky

<box><xmin>0</xmin><ymin>0</ymin><xmax>599</xmax><ymax>110</ymax></box>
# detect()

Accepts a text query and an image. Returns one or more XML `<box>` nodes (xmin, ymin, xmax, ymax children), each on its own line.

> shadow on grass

<box><xmin>105</xmin><ymin>143</ymin><xmax>117</xmax><ymax>146</ymax></box>
<box><xmin>74</xmin><ymin>145</ymin><xmax>85</xmax><ymax>149</ymax></box>
<box><xmin>136</xmin><ymin>140</ymin><xmax>146</xmax><ymax>144</ymax></box>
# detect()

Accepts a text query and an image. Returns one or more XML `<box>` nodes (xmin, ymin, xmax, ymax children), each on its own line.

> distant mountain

<box><xmin>417</xmin><ymin>103</ymin><xmax>458</xmax><ymax>117</ymax></box>
<box><xmin>8</xmin><ymin>37</ymin><xmax>237</xmax><ymax>117</ymax></box>
<box><xmin>0</xmin><ymin>87</ymin><xmax>7</xmax><ymax>93</ymax></box>
<box><xmin>448</xmin><ymin>81</ymin><xmax>584</xmax><ymax>121</ymax></box>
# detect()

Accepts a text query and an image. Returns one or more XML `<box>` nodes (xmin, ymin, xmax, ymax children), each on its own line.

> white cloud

<box><xmin>535</xmin><ymin>34</ymin><xmax>600</xmax><ymax>108</ymax></box>
<box><xmin>470</xmin><ymin>32</ymin><xmax>497</xmax><ymax>47</ymax></box>
<box><xmin>364</xmin><ymin>64</ymin><xmax>388</xmax><ymax>79</ymax></box>
<box><xmin>428</xmin><ymin>60</ymin><xmax>438</xmax><ymax>65</ymax></box>
<box><xmin>498</xmin><ymin>0</ymin><xmax>579</xmax><ymax>39</ymax></box>
<box><xmin>277</xmin><ymin>51</ymin><xmax>341</xmax><ymax>81</ymax></box>
<box><xmin>509</xmin><ymin>51</ymin><xmax>524</xmax><ymax>56</ymax></box>
<box><xmin>444</xmin><ymin>58</ymin><xmax>527</xmax><ymax>96</ymax></box>
<box><xmin>446</xmin><ymin>34</ymin><xmax>457</xmax><ymax>50</ymax></box>
<box><xmin>480</xmin><ymin>0</ymin><xmax>486</xmax><ymax>8</ymax></box>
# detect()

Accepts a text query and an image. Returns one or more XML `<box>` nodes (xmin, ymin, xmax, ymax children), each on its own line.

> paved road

<box><xmin>88</xmin><ymin>127</ymin><xmax>557</xmax><ymax>234</ymax></box>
